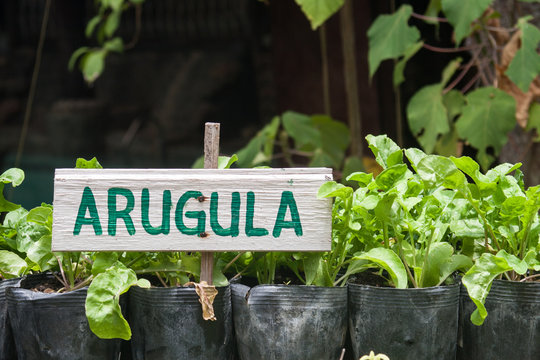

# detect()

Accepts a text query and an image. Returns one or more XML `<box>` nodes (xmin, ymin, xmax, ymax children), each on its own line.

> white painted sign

<box><xmin>52</xmin><ymin>168</ymin><xmax>332</xmax><ymax>252</ymax></box>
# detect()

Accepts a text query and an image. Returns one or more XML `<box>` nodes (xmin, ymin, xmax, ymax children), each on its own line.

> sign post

<box><xmin>201</xmin><ymin>122</ymin><xmax>220</xmax><ymax>284</ymax></box>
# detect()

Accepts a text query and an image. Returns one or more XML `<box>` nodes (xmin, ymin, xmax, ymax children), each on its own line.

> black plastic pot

<box><xmin>6</xmin><ymin>275</ymin><xmax>122</xmax><ymax>360</ymax></box>
<box><xmin>128</xmin><ymin>284</ymin><xmax>234</xmax><ymax>360</ymax></box>
<box><xmin>231</xmin><ymin>284</ymin><xmax>348</xmax><ymax>360</ymax></box>
<box><xmin>348</xmin><ymin>283</ymin><xmax>459</xmax><ymax>360</ymax></box>
<box><xmin>457</xmin><ymin>280</ymin><xmax>540</xmax><ymax>359</ymax></box>
<box><xmin>0</xmin><ymin>277</ymin><xmax>22</xmax><ymax>360</ymax></box>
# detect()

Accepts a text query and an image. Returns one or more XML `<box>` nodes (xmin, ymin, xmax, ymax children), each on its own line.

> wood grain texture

<box><xmin>202</xmin><ymin>122</ymin><xmax>220</xmax><ymax>283</ymax></box>
<box><xmin>52</xmin><ymin>168</ymin><xmax>333</xmax><ymax>252</ymax></box>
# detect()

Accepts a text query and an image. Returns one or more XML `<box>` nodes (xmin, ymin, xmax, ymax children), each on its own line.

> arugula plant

<box><xmin>454</xmin><ymin>158</ymin><xmax>540</xmax><ymax>325</ymax></box>
<box><xmin>318</xmin><ymin>135</ymin><xmax>473</xmax><ymax>289</ymax></box>
<box><xmin>0</xmin><ymin>161</ymin><xmax>150</xmax><ymax>341</ymax></box>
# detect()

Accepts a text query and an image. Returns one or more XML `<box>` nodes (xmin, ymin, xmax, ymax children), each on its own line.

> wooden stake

<box><xmin>201</xmin><ymin>122</ymin><xmax>220</xmax><ymax>284</ymax></box>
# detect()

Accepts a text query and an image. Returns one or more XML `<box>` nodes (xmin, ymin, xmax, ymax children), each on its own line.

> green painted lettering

<box><xmin>108</xmin><ymin>188</ymin><xmax>136</xmax><ymax>236</ymax></box>
<box><xmin>175</xmin><ymin>191</ymin><xmax>205</xmax><ymax>235</ymax></box>
<box><xmin>73</xmin><ymin>186</ymin><xmax>102</xmax><ymax>235</ymax></box>
<box><xmin>210</xmin><ymin>192</ymin><xmax>240</xmax><ymax>237</ymax></box>
<box><xmin>141</xmin><ymin>188</ymin><xmax>171</xmax><ymax>235</ymax></box>
<box><xmin>245</xmin><ymin>191</ymin><xmax>268</xmax><ymax>237</ymax></box>
<box><xmin>273</xmin><ymin>191</ymin><xmax>302</xmax><ymax>237</ymax></box>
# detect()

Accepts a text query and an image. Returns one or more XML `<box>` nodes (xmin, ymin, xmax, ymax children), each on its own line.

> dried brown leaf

<box><xmin>500</xmin><ymin>30</ymin><xmax>521</xmax><ymax>70</ymax></box>
<box><xmin>185</xmin><ymin>281</ymin><xmax>218</xmax><ymax>321</ymax></box>
<box><xmin>497</xmin><ymin>62</ymin><xmax>540</xmax><ymax>128</ymax></box>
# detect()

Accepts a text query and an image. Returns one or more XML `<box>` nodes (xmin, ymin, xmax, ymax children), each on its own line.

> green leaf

<box><xmin>0</xmin><ymin>169</ymin><xmax>25</xmax><ymax>213</ymax></box>
<box><xmin>393</xmin><ymin>41</ymin><xmax>423</xmax><ymax>87</ymax></box>
<box><xmin>0</xmin><ymin>184</ymin><xmax>20</xmax><ymax>213</ymax></box>
<box><xmin>103</xmin><ymin>37</ymin><xmax>123</xmax><ymax>53</ymax></box>
<box><xmin>80</xmin><ymin>49</ymin><xmax>107</xmax><ymax>83</ymax></box>
<box><xmin>456</xmin><ymin>87</ymin><xmax>516</xmax><ymax>171</ymax></box>
<box><xmin>365</xmin><ymin>134</ymin><xmax>403</xmax><ymax>169</ymax></box>
<box><xmin>505</xmin><ymin>17</ymin><xmax>540</xmax><ymax>92</ymax></box>
<box><xmin>27</xmin><ymin>206</ymin><xmax>53</xmax><ymax>227</ymax></box>
<box><xmin>341</xmin><ymin>156</ymin><xmax>365</xmax><ymax>184</ymax></box>
<box><xmin>104</xmin><ymin>11</ymin><xmax>121</xmax><ymax>37</ymax></box>
<box><xmin>354</xmin><ymin>247</ymin><xmax>408</xmax><ymax>289</ymax></box>
<box><xmin>16</xmin><ymin>222</ymin><xmax>49</xmax><ymax>253</ymax></box>
<box><xmin>76</xmin><ymin>157</ymin><xmax>103</xmax><ymax>169</ymax></box>
<box><xmin>407</xmin><ymin>84</ymin><xmax>449</xmax><ymax>153</ymax></box>
<box><xmin>294</xmin><ymin>0</ymin><xmax>344</xmax><ymax>30</ymax></box>
<box><xmin>443</xmin><ymin>89</ymin><xmax>466</xmax><ymax>121</ymax></box>
<box><xmin>0</xmin><ymin>168</ymin><xmax>24</xmax><ymax>186</ymax></box>
<box><xmin>425</xmin><ymin>0</ymin><xmax>442</xmax><ymax>23</ymax></box>
<box><xmin>218</xmin><ymin>154</ymin><xmax>238</xmax><ymax>169</ymax></box>
<box><xmin>417</xmin><ymin>155</ymin><xmax>467</xmax><ymax>192</ymax></box>
<box><xmin>68</xmin><ymin>47</ymin><xmax>89</xmax><ymax>71</ymax></box>
<box><xmin>317</xmin><ymin>181</ymin><xmax>353</xmax><ymax>199</ymax></box>
<box><xmin>421</xmin><ymin>242</ymin><xmax>472</xmax><ymax>287</ymax></box>
<box><xmin>450</xmin><ymin>156</ymin><xmax>495</xmax><ymax>195</ymax></box>
<box><xmin>421</xmin><ymin>242</ymin><xmax>454</xmax><ymax>287</ymax></box>
<box><xmin>375</xmin><ymin>164</ymin><xmax>409</xmax><ymax>192</ymax></box>
<box><xmin>441</xmin><ymin>58</ymin><xmax>462</xmax><ymax>86</ymax></box>
<box><xmin>282</xmin><ymin>111</ymin><xmax>321</xmax><ymax>149</ymax></box>
<box><xmin>236</xmin><ymin>117</ymin><xmax>280</xmax><ymax>168</ymax></box>
<box><xmin>85</xmin><ymin>16</ymin><xmax>101</xmax><ymax>38</ymax></box>
<box><xmin>462</xmin><ymin>250</ymin><xmax>528</xmax><ymax>325</ymax></box>
<box><xmin>0</xmin><ymin>250</ymin><xmax>28</xmax><ymax>278</ymax></box>
<box><xmin>26</xmin><ymin>235</ymin><xmax>55</xmax><ymax>272</ymax></box>
<box><xmin>374</xmin><ymin>193</ymin><xmax>398</xmax><ymax>225</ymax></box>
<box><xmin>404</xmin><ymin>148</ymin><xmax>427</xmax><ymax>172</ymax></box>
<box><xmin>137</xmin><ymin>278</ymin><xmax>151</xmax><ymax>287</ymax></box>
<box><xmin>86</xmin><ymin>261</ymin><xmax>138</xmax><ymax>340</ymax></box>
<box><xmin>368</xmin><ymin>5</ymin><xmax>421</xmax><ymax>77</ymax></box>
<box><xmin>303</xmin><ymin>252</ymin><xmax>331</xmax><ymax>286</ymax></box>
<box><xmin>92</xmin><ymin>252</ymin><xmax>119</xmax><ymax>276</ymax></box>
<box><xmin>438</xmin><ymin>254</ymin><xmax>473</xmax><ymax>285</ymax></box>
<box><xmin>441</xmin><ymin>0</ymin><xmax>493</xmax><ymax>44</ymax></box>
<box><xmin>311</xmin><ymin>115</ymin><xmax>350</xmax><ymax>167</ymax></box>
<box><xmin>346</xmin><ymin>172</ymin><xmax>373</xmax><ymax>187</ymax></box>
<box><xmin>108</xmin><ymin>0</ymin><xmax>124</xmax><ymax>11</ymax></box>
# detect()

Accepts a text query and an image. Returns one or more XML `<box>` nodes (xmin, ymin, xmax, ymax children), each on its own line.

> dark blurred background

<box><xmin>0</xmin><ymin>0</ymin><xmax>450</xmax><ymax>209</ymax></box>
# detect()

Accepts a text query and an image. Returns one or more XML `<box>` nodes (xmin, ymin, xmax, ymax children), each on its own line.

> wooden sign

<box><xmin>52</xmin><ymin>168</ymin><xmax>332</xmax><ymax>252</ymax></box>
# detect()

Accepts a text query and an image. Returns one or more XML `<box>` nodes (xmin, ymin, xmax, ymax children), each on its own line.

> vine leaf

<box><xmin>455</xmin><ymin>87</ymin><xmax>516</xmax><ymax>170</ymax></box>
<box><xmin>368</xmin><ymin>5</ymin><xmax>420</xmax><ymax>78</ymax></box>
<box><xmin>407</xmin><ymin>84</ymin><xmax>448</xmax><ymax>153</ymax></box>
<box><xmin>294</xmin><ymin>0</ymin><xmax>344</xmax><ymax>30</ymax></box>
<box><xmin>407</xmin><ymin>59</ymin><xmax>460</xmax><ymax>153</ymax></box>
<box><xmin>505</xmin><ymin>17</ymin><xmax>540</xmax><ymax>93</ymax></box>
<box><xmin>441</xmin><ymin>0</ymin><xmax>493</xmax><ymax>44</ymax></box>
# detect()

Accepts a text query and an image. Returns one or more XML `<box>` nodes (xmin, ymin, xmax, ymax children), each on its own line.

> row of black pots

<box><xmin>0</xmin><ymin>276</ymin><xmax>538</xmax><ymax>360</ymax></box>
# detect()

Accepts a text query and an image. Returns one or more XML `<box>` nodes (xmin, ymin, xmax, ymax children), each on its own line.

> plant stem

<box><xmin>71</xmin><ymin>276</ymin><xmax>93</xmax><ymax>291</ymax></box>
<box><xmin>126</xmin><ymin>253</ymin><xmax>146</xmax><ymax>267</ymax></box>
<box><xmin>423</xmin><ymin>43</ymin><xmax>479</xmax><ymax>53</ymax></box>
<box><xmin>223</xmin><ymin>252</ymin><xmax>246</xmax><ymax>273</ymax></box>
<box><xmin>419</xmin><ymin>228</ymin><xmax>436</xmax><ymax>288</ymax></box>
<box><xmin>411</xmin><ymin>12</ymin><xmax>448</xmax><ymax>23</ymax></box>
<box><xmin>155</xmin><ymin>272</ymin><xmax>168</xmax><ymax>287</ymax></box>
<box><xmin>15</xmin><ymin>0</ymin><xmax>51</xmax><ymax>168</ymax></box>
<box><xmin>520</xmin><ymin>273</ymin><xmax>540</xmax><ymax>282</ymax></box>
<box><xmin>55</xmin><ymin>255</ymin><xmax>69</xmax><ymax>290</ymax></box>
